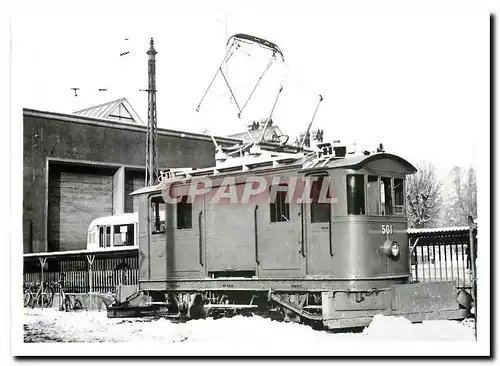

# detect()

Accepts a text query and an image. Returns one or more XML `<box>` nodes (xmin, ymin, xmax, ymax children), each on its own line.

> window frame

<box><xmin>365</xmin><ymin>175</ymin><xmax>380</xmax><ymax>216</ymax></box>
<box><xmin>176</xmin><ymin>195</ymin><xmax>193</xmax><ymax>230</ymax></box>
<box><xmin>346</xmin><ymin>174</ymin><xmax>366</xmax><ymax>216</ymax></box>
<box><xmin>380</xmin><ymin>176</ymin><xmax>394</xmax><ymax>216</ymax></box>
<box><xmin>270</xmin><ymin>184</ymin><xmax>291</xmax><ymax>223</ymax></box>
<box><xmin>150</xmin><ymin>195</ymin><xmax>166</xmax><ymax>235</ymax></box>
<box><xmin>309</xmin><ymin>173</ymin><xmax>331</xmax><ymax>223</ymax></box>
<box><xmin>393</xmin><ymin>177</ymin><xmax>405</xmax><ymax>216</ymax></box>
<box><xmin>362</xmin><ymin>174</ymin><xmax>406</xmax><ymax>217</ymax></box>
<box><xmin>112</xmin><ymin>223</ymin><xmax>135</xmax><ymax>246</ymax></box>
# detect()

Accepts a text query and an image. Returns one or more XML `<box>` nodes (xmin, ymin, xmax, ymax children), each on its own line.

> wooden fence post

<box><xmin>38</xmin><ymin>257</ymin><xmax>47</xmax><ymax>309</ymax></box>
<box><xmin>468</xmin><ymin>216</ymin><xmax>477</xmax><ymax>340</ymax></box>
<box><xmin>87</xmin><ymin>255</ymin><xmax>95</xmax><ymax>309</ymax></box>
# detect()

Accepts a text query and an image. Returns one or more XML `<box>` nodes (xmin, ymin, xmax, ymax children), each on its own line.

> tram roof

<box><xmin>88</xmin><ymin>212</ymin><xmax>138</xmax><ymax>230</ymax></box>
<box><xmin>131</xmin><ymin>151</ymin><xmax>417</xmax><ymax>196</ymax></box>
<box><xmin>300</xmin><ymin>152</ymin><xmax>417</xmax><ymax>173</ymax></box>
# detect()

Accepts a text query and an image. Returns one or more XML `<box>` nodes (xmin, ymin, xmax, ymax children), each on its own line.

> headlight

<box><xmin>390</xmin><ymin>241</ymin><xmax>400</xmax><ymax>257</ymax></box>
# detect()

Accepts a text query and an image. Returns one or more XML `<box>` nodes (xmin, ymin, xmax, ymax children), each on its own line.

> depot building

<box><xmin>23</xmin><ymin>98</ymin><xmax>241</xmax><ymax>254</ymax></box>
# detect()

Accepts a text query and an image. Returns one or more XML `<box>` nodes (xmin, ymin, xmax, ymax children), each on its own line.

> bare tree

<box><xmin>442</xmin><ymin>166</ymin><xmax>477</xmax><ymax>226</ymax></box>
<box><xmin>406</xmin><ymin>161</ymin><xmax>443</xmax><ymax>228</ymax></box>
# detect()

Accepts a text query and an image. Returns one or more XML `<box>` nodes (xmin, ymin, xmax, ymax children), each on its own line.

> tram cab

<box><xmin>87</xmin><ymin>213</ymin><xmax>141</xmax><ymax>251</ymax></box>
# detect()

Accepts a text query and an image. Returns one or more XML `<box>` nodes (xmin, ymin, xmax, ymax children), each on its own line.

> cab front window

<box><xmin>151</xmin><ymin>196</ymin><xmax>166</xmax><ymax>234</ymax></box>
<box><xmin>393</xmin><ymin>178</ymin><xmax>405</xmax><ymax>215</ymax></box>
<box><xmin>366</xmin><ymin>175</ymin><xmax>379</xmax><ymax>215</ymax></box>
<box><xmin>380</xmin><ymin>177</ymin><xmax>393</xmax><ymax>216</ymax></box>
<box><xmin>346</xmin><ymin>174</ymin><xmax>365</xmax><ymax>215</ymax></box>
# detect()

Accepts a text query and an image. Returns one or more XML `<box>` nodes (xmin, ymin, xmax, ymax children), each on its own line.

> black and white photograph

<box><xmin>6</xmin><ymin>0</ymin><xmax>492</xmax><ymax>357</ymax></box>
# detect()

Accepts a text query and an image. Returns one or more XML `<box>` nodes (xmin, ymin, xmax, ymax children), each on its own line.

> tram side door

<box><xmin>168</xmin><ymin>194</ymin><xmax>205</xmax><ymax>278</ymax></box>
<box><xmin>260</xmin><ymin>184</ymin><xmax>303</xmax><ymax>277</ymax></box>
<box><xmin>305</xmin><ymin>176</ymin><xmax>334</xmax><ymax>275</ymax></box>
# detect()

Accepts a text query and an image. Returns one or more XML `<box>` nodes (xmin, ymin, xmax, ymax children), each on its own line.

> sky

<box><xmin>13</xmin><ymin>7</ymin><xmax>489</xmax><ymax>184</ymax></box>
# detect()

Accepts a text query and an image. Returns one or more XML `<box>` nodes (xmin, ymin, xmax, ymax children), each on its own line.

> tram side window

<box><xmin>151</xmin><ymin>196</ymin><xmax>166</xmax><ymax>234</ymax></box>
<box><xmin>99</xmin><ymin>227</ymin><xmax>104</xmax><ymax>248</ymax></box>
<box><xmin>310</xmin><ymin>176</ymin><xmax>330</xmax><ymax>223</ymax></box>
<box><xmin>99</xmin><ymin>226</ymin><xmax>111</xmax><ymax>247</ymax></box>
<box><xmin>394</xmin><ymin>178</ymin><xmax>404</xmax><ymax>215</ymax></box>
<box><xmin>366</xmin><ymin>175</ymin><xmax>379</xmax><ymax>215</ymax></box>
<box><xmin>381</xmin><ymin>177</ymin><xmax>393</xmax><ymax>216</ymax></box>
<box><xmin>177</xmin><ymin>196</ymin><xmax>192</xmax><ymax>229</ymax></box>
<box><xmin>113</xmin><ymin>224</ymin><xmax>134</xmax><ymax>246</ymax></box>
<box><xmin>346</xmin><ymin>174</ymin><xmax>365</xmax><ymax>215</ymax></box>
<box><xmin>270</xmin><ymin>184</ymin><xmax>290</xmax><ymax>223</ymax></box>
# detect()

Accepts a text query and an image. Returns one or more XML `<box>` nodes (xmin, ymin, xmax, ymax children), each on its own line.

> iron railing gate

<box><xmin>409</xmin><ymin>224</ymin><xmax>477</xmax><ymax>295</ymax></box>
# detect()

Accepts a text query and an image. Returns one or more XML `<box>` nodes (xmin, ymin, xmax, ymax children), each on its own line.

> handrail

<box><xmin>300</xmin><ymin>203</ymin><xmax>305</xmax><ymax>257</ymax></box>
<box><xmin>329</xmin><ymin>203</ymin><xmax>333</xmax><ymax>257</ymax></box>
<box><xmin>198</xmin><ymin>211</ymin><xmax>203</xmax><ymax>266</ymax></box>
<box><xmin>254</xmin><ymin>205</ymin><xmax>260</xmax><ymax>265</ymax></box>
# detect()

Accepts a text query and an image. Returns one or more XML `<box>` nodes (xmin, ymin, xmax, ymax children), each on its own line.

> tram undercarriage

<box><xmin>106</xmin><ymin>280</ymin><xmax>472</xmax><ymax>330</ymax></box>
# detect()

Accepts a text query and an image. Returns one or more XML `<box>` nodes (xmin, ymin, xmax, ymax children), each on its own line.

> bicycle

<box><xmin>30</xmin><ymin>281</ymin><xmax>53</xmax><ymax>308</ymax></box>
<box><xmin>23</xmin><ymin>282</ymin><xmax>35</xmax><ymax>307</ymax></box>
<box><xmin>53</xmin><ymin>281</ymin><xmax>82</xmax><ymax>311</ymax></box>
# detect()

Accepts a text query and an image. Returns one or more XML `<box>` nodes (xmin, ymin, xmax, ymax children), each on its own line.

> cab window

<box><xmin>393</xmin><ymin>178</ymin><xmax>405</xmax><ymax>215</ymax></box>
<box><xmin>177</xmin><ymin>196</ymin><xmax>192</xmax><ymax>229</ymax></box>
<box><xmin>310</xmin><ymin>176</ymin><xmax>330</xmax><ymax>223</ymax></box>
<box><xmin>381</xmin><ymin>177</ymin><xmax>393</xmax><ymax>215</ymax></box>
<box><xmin>346</xmin><ymin>174</ymin><xmax>365</xmax><ymax>215</ymax></box>
<box><xmin>270</xmin><ymin>184</ymin><xmax>290</xmax><ymax>223</ymax></box>
<box><xmin>366</xmin><ymin>175</ymin><xmax>379</xmax><ymax>215</ymax></box>
<box><xmin>113</xmin><ymin>224</ymin><xmax>134</xmax><ymax>246</ymax></box>
<box><xmin>151</xmin><ymin>196</ymin><xmax>166</xmax><ymax>234</ymax></box>
<box><xmin>99</xmin><ymin>226</ymin><xmax>111</xmax><ymax>247</ymax></box>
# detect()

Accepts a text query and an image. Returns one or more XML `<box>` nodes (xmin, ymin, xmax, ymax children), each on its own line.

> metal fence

<box><xmin>409</xmin><ymin>224</ymin><xmax>477</xmax><ymax>293</ymax></box>
<box><xmin>23</xmin><ymin>255</ymin><xmax>139</xmax><ymax>294</ymax></box>
<box><xmin>411</xmin><ymin>242</ymin><xmax>472</xmax><ymax>290</ymax></box>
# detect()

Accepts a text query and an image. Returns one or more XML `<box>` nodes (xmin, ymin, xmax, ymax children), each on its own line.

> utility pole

<box><xmin>145</xmin><ymin>37</ymin><xmax>158</xmax><ymax>186</ymax></box>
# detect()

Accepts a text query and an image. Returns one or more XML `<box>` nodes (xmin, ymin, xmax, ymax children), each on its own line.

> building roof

<box><xmin>73</xmin><ymin>98</ymin><xmax>144</xmax><ymax>125</ymax></box>
<box><xmin>24</xmin><ymin>108</ymin><xmax>242</xmax><ymax>145</ymax></box>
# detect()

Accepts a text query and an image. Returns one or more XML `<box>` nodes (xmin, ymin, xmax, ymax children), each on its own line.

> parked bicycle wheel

<box><xmin>23</xmin><ymin>292</ymin><xmax>32</xmax><ymax>307</ymax></box>
<box><xmin>74</xmin><ymin>299</ymin><xmax>83</xmax><ymax>310</ymax></box>
<box><xmin>31</xmin><ymin>289</ymin><xmax>39</xmax><ymax>309</ymax></box>
<box><xmin>59</xmin><ymin>298</ymin><xmax>66</xmax><ymax>312</ymax></box>
<box><xmin>43</xmin><ymin>287</ymin><xmax>54</xmax><ymax>308</ymax></box>
<box><xmin>64</xmin><ymin>296</ymin><xmax>71</xmax><ymax>312</ymax></box>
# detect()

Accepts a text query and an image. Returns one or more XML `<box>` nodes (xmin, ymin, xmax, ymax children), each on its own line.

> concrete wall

<box><xmin>23</xmin><ymin>109</ymin><xmax>240</xmax><ymax>254</ymax></box>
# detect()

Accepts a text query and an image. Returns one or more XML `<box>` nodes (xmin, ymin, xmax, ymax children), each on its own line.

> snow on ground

<box><xmin>23</xmin><ymin>308</ymin><xmax>475</xmax><ymax>343</ymax></box>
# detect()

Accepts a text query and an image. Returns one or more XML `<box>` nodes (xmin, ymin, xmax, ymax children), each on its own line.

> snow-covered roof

<box><xmin>88</xmin><ymin>213</ymin><xmax>138</xmax><ymax>231</ymax></box>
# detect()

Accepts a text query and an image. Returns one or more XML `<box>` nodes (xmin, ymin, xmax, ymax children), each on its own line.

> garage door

<box><xmin>48</xmin><ymin>164</ymin><xmax>114</xmax><ymax>252</ymax></box>
<box><xmin>124</xmin><ymin>170</ymin><xmax>145</xmax><ymax>213</ymax></box>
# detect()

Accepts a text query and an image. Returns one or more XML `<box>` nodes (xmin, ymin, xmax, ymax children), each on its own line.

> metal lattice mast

<box><xmin>145</xmin><ymin>37</ymin><xmax>158</xmax><ymax>186</ymax></box>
